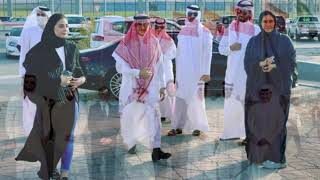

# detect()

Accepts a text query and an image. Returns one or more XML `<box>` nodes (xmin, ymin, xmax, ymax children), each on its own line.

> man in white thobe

<box><xmin>152</xmin><ymin>18</ymin><xmax>177</xmax><ymax>122</ymax></box>
<box><xmin>112</xmin><ymin>14</ymin><xmax>171</xmax><ymax>161</ymax></box>
<box><xmin>218</xmin><ymin>0</ymin><xmax>260</xmax><ymax>142</ymax></box>
<box><xmin>18</xmin><ymin>6</ymin><xmax>51</xmax><ymax>135</ymax></box>
<box><xmin>169</xmin><ymin>5</ymin><xmax>213</xmax><ymax>137</ymax></box>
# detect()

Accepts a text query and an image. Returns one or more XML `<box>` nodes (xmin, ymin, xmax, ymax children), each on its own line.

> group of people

<box><xmin>15</xmin><ymin>0</ymin><xmax>296</xmax><ymax>179</ymax></box>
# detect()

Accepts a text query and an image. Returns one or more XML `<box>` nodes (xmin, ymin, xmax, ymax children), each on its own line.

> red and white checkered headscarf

<box><xmin>152</xmin><ymin>18</ymin><xmax>175</xmax><ymax>54</ymax></box>
<box><xmin>114</xmin><ymin>15</ymin><xmax>161</xmax><ymax>102</ymax></box>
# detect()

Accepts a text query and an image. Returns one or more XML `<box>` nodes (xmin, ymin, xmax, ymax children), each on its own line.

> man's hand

<box><xmin>200</xmin><ymin>75</ymin><xmax>210</xmax><ymax>82</ymax></box>
<box><xmin>230</xmin><ymin>42</ymin><xmax>242</xmax><ymax>51</ymax></box>
<box><xmin>139</xmin><ymin>68</ymin><xmax>152</xmax><ymax>80</ymax></box>
<box><xmin>69</xmin><ymin>77</ymin><xmax>86</xmax><ymax>90</ymax></box>
<box><xmin>160</xmin><ymin>87</ymin><xmax>166</xmax><ymax>100</ymax></box>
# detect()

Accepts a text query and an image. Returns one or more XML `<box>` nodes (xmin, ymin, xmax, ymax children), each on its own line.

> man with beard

<box><xmin>112</xmin><ymin>14</ymin><xmax>172</xmax><ymax>161</ymax></box>
<box><xmin>219</xmin><ymin>0</ymin><xmax>260</xmax><ymax>143</ymax></box>
<box><xmin>152</xmin><ymin>18</ymin><xmax>177</xmax><ymax>122</ymax></box>
<box><xmin>168</xmin><ymin>5</ymin><xmax>213</xmax><ymax>137</ymax></box>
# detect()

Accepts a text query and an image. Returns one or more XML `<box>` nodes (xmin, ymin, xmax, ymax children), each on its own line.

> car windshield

<box><xmin>67</xmin><ymin>17</ymin><xmax>85</xmax><ymax>24</ymax></box>
<box><xmin>298</xmin><ymin>17</ymin><xmax>319</xmax><ymax>22</ymax></box>
<box><xmin>10</xmin><ymin>28</ymin><xmax>22</xmax><ymax>36</ymax></box>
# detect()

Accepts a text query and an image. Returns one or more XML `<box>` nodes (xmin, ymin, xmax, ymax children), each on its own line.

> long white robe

<box><xmin>173</xmin><ymin>25</ymin><xmax>213</xmax><ymax>132</ymax></box>
<box><xmin>18</xmin><ymin>25</ymin><xmax>43</xmax><ymax>135</ymax></box>
<box><xmin>112</xmin><ymin>50</ymin><xmax>171</xmax><ymax>149</ymax></box>
<box><xmin>159</xmin><ymin>42</ymin><xmax>176</xmax><ymax>120</ymax></box>
<box><xmin>218</xmin><ymin>21</ymin><xmax>260</xmax><ymax>139</ymax></box>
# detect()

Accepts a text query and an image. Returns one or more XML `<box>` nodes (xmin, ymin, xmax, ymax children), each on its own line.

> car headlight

<box><xmin>9</xmin><ymin>41</ymin><xmax>17</xmax><ymax>47</ymax></box>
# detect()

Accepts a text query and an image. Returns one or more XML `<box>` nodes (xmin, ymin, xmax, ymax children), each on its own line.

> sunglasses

<box><xmin>155</xmin><ymin>25</ymin><xmax>165</xmax><ymax>30</ymax></box>
<box><xmin>236</xmin><ymin>9</ymin><xmax>251</xmax><ymax>16</ymax></box>
<box><xmin>187</xmin><ymin>12</ymin><xmax>198</xmax><ymax>17</ymax></box>
<box><xmin>263</xmin><ymin>20</ymin><xmax>275</xmax><ymax>23</ymax></box>
<box><xmin>37</xmin><ymin>13</ymin><xmax>47</xmax><ymax>17</ymax></box>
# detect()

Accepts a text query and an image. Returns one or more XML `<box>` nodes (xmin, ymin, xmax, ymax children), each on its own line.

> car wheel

<box><xmin>295</xmin><ymin>31</ymin><xmax>300</xmax><ymax>40</ymax></box>
<box><xmin>105</xmin><ymin>69</ymin><xmax>122</xmax><ymax>99</ymax></box>
<box><xmin>288</xmin><ymin>30</ymin><xmax>294</xmax><ymax>39</ymax></box>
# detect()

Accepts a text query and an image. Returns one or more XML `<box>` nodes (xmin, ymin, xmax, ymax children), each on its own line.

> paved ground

<box><xmin>0</xmin><ymin>31</ymin><xmax>319</xmax><ymax>180</ymax></box>
<box><xmin>0</xmin><ymin>83</ymin><xmax>319</xmax><ymax>180</ymax></box>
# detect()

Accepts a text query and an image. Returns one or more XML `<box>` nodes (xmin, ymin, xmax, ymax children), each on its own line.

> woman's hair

<box><xmin>258</xmin><ymin>10</ymin><xmax>276</xmax><ymax>29</ymax></box>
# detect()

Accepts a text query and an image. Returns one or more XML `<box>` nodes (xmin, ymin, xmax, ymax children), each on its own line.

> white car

<box><xmin>287</xmin><ymin>16</ymin><xmax>320</xmax><ymax>40</ymax></box>
<box><xmin>90</xmin><ymin>16</ymin><xmax>181</xmax><ymax>48</ymax></box>
<box><xmin>5</xmin><ymin>26</ymin><xmax>22</xmax><ymax>57</ymax></box>
<box><xmin>90</xmin><ymin>16</ymin><xmax>126</xmax><ymax>48</ymax></box>
<box><xmin>65</xmin><ymin>14</ymin><xmax>89</xmax><ymax>37</ymax></box>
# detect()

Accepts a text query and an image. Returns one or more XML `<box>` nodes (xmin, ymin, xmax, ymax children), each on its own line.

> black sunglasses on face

<box><xmin>155</xmin><ymin>25</ymin><xmax>165</xmax><ymax>30</ymax></box>
<box><xmin>37</xmin><ymin>13</ymin><xmax>46</xmax><ymax>17</ymax></box>
<box><xmin>187</xmin><ymin>12</ymin><xmax>198</xmax><ymax>17</ymax></box>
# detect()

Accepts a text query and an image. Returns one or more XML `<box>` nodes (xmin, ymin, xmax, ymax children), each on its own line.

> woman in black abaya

<box><xmin>244</xmin><ymin>11</ymin><xmax>296</xmax><ymax>169</ymax></box>
<box><xmin>16</xmin><ymin>14</ymin><xmax>86</xmax><ymax>180</ymax></box>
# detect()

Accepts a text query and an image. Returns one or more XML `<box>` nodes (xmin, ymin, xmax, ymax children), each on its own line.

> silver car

<box><xmin>5</xmin><ymin>26</ymin><xmax>22</xmax><ymax>58</ymax></box>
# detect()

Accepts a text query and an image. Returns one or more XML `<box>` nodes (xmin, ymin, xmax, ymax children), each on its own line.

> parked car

<box><xmin>5</xmin><ymin>26</ymin><xmax>22</xmax><ymax>57</ymax></box>
<box><xmin>287</xmin><ymin>16</ymin><xmax>320</xmax><ymax>40</ymax></box>
<box><xmin>90</xmin><ymin>16</ymin><xmax>126</xmax><ymax>48</ymax></box>
<box><xmin>220</xmin><ymin>15</ymin><xmax>236</xmax><ymax>28</ymax></box>
<box><xmin>276</xmin><ymin>16</ymin><xmax>286</xmax><ymax>33</ymax></box>
<box><xmin>0</xmin><ymin>16</ymin><xmax>11</xmax><ymax>22</ymax></box>
<box><xmin>3</xmin><ymin>17</ymin><xmax>26</xmax><ymax>26</ymax></box>
<box><xmin>175</xmin><ymin>17</ymin><xmax>186</xmax><ymax>26</ymax></box>
<box><xmin>91</xmin><ymin>16</ymin><xmax>181</xmax><ymax>48</ymax></box>
<box><xmin>80</xmin><ymin>25</ymin><xmax>227</xmax><ymax>98</ymax></box>
<box><xmin>65</xmin><ymin>14</ymin><xmax>89</xmax><ymax>37</ymax></box>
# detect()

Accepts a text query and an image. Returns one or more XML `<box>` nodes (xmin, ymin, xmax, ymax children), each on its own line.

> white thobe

<box><xmin>218</xmin><ymin>21</ymin><xmax>260</xmax><ymax>139</ymax></box>
<box><xmin>112</xmin><ymin>48</ymin><xmax>171</xmax><ymax>149</ymax></box>
<box><xmin>159</xmin><ymin>42</ymin><xmax>176</xmax><ymax>120</ymax></box>
<box><xmin>173</xmin><ymin>25</ymin><xmax>213</xmax><ymax>132</ymax></box>
<box><xmin>18</xmin><ymin>25</ymin><xmax>43</xmax><ymax>135</ymax></box>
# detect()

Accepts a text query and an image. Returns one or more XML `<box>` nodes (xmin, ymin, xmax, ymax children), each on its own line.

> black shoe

<box><xmin>61</xmin><ymin>177</ymin><xmax>68</xmax><ymax>180</ymax></box>
<box><xmin>128</xmin><ymin>145</ymin><xmax>137</xmax><ymax>154</ymax></box>
<box><xmin>161</xmin><ymin>117</ymin><xmax>166</xmax><ymax>122</ymax></box>
<box><xmin>152</xmin><ymin>148</ymin><xmax>171</xmax><ymax>162</ymax></box>
<box><xmin>240</xmin><ymin>139</ymin><xmax>248</xmax><ymax>146</ymax></box>
<box><xmin>192</xmin><ymin>130</ymin><xmax>201</xmax><ymax>136</ymax></box>
<box><xmin>167</xmin><ymin>129</ymin><xmax>176</xmax><ymax>136</ymax></box>
<box><xmin>176</xmin><ymin>128</ymin><xmax>183</xmax><ymax>134</ymax></box>
<box><xmin>37</xmin><ymin>169</ymin><xmax>60</xmax><ymax>179</ymax></box>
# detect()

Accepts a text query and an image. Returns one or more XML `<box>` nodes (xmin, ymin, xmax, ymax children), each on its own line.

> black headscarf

<box><xmin>41</xmin><ymin>13</ymin><xmax>66</xmax><ymax>48</ymax></box>
<box><xmin>258</xmin><ymin>11</ymin><xmax>278</xmax><ymax>58</ymax></box>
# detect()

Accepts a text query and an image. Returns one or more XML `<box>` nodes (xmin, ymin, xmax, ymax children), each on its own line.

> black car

<box><xmin>80</xmin><ymin>22</ymin><xmax>227</xmax><ymax>98</ymax></box>
<box><xmin>0</xmin><ymin>16</ymin><xmax>11</xmax><ymax>22</ymax></box>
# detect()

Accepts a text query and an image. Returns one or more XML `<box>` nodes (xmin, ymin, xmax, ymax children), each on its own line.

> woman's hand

<box><xmin>69</xmin><ymin>76</ymin><xmax>86</xmax><ymax>90</ymax></box>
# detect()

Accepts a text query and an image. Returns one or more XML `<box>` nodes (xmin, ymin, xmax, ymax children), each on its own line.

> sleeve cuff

<box><xmin>131</xmin><ymin>69</ymin><xmax>140</xmax><ymax>78</ymax></box>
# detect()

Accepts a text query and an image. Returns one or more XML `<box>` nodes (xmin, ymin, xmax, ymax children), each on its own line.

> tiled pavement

<box><xmin>0</xmin><ymin>86</ymin><xmax>319</xmax><ymax>180</ymax></box>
